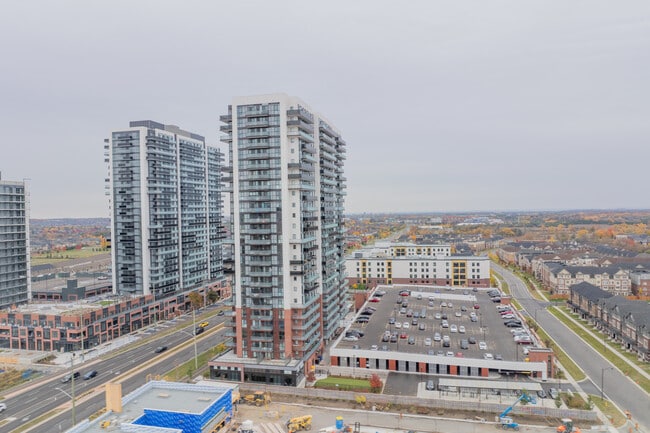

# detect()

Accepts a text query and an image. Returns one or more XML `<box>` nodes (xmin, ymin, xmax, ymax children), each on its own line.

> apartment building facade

<box><xmin>211</xmin><ymin>94</ymin><xmax>347</xmax><ymax>386</ymax></box>
<box><xmin>106</xmin><ymin>121</ymin><xmax>224</xmax><ymax>297</ymax></box>
<box><xmin>346</xmin><ymin>243</ymin><xmax>490</xmax><ymax>288</ymax></box>
<box><xmin>0</xmin><ymin>175</ymin><xmax>30</xmax><ymax>310</ymax></box>
<box><xmin>543</xmin><ymin>263</ymin><xmax>631</xmax><ymax>296</ymax></box>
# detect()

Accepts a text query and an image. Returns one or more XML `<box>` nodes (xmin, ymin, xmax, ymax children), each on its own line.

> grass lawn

<box><xmin>550</xmin><ymin>307</ymin><xmax>650</xmax><ymax>393</ymax></box>
<box><xmin>315</xmin><ymin>376</ymin><xmax>371</xmax><ymax>391</ymax></box>
<box><xmin>31</xmin><ymin>248</ymin><xmax>108</xmax><ymax>266</ymax></box>
<box><xmin>590</xmin><ymin>395</ymin><xmax>627</xmax><ymax>427</ymax></box>
<box><xmin>492</xmin><ymin>271</ymin><xmax>510</xmax><ymax>294</ymax></box>
<box><xmin>534</xmin><ymin>324</ymin><xmax>586</xmax><ymax>381</ymax></box>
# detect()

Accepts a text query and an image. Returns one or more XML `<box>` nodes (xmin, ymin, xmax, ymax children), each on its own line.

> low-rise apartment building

<box><xmin>543</xmin><ymin>263</ymin><xmax>631</xmax><ymax>296</ymax></box>
<box><xmin>346</xmin><ymin>243</ymin><xmax>490</xmax><ymax>288</ymax></box>
<box><xmin>0</xmin><ymin>281</ymin><xmax>230</xmax><ymax>352</ymax></box>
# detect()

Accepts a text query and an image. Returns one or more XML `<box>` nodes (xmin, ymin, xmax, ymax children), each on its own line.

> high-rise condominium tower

<box><xmin>107</xmin><ymin>121</ymin><xmax>224</xmax><ymax>297</ymax></box>
<box><xmin>213</xmin><ymin>94</ymin><xmax>347</xmax><ymax>385</ymax></box>
<box><xmin>0</xmin><ymin>174</ymin><xmax>30</xmax><ymax>309</ymax></box>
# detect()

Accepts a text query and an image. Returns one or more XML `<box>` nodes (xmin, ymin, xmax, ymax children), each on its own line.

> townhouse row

<box><xmin>569</xmin><ymin>282</ymin><xmax>650</xmax><ymax>361</ymax></box>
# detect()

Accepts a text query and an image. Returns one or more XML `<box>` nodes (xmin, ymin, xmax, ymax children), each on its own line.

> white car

<box><xmin>450</xmin><ymin>324</ymin><xmax>458</xmax><ymax>333</ymax></box>
<box><xmin>446</xmin><ymin>351</ymin><xmax>455</xmax><ymax>357</ymax></box>
<box><xmin>395</xmin><ymin>322</ymin><xmax>402</xmax><ymax>329</ymax></box>
<box><xmin>455</xmin><ymin>311</ymin><xmax>462</xmax><ymax>317</ymax></box>
<box><xmin>459</xmin><ymin>325</ymin><xmax>466</xmax><ymax>333</ymax></box>
<box><xmin>448</xmin><ymin>302</ymin><xmax>453</xmax><ymax>308</ymax></box>
<box><xmin>370</xmin><ymin>344</ymin><xmax>378</xmax><ymax>350</ymax></box>
<box><xmin>0</xmin><ymin>402</ymin><xmax>6</xmax><ymax>413</ymax></box>
<box><xmin>424</xmin><ymin>337</ymin><xmax>432</xmax><ymax>346</ymax></box>
<box><xmin>478</xmin><ymin>341</ymin><xmax>487</xmax><ymax>350</ymax></box>
<box><xmin>483</xmin><ymin>353</ymin><xmax>494</xmax><ymax>360</ymax></box>
<box><xmin>433</xmin><ymin>332</ymin><xmax>442</xmax><ymax>342</ymax></box>
<box><xmin>403</xmin><ymin>322</ymin><xmax>410</xmax><ymax>329</ymax></box>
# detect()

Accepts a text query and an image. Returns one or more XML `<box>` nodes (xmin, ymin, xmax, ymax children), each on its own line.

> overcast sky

<box><xmin>1</xmin><ymin>1</ymin><xmax>648</xmax><ymax>218</ymax></box>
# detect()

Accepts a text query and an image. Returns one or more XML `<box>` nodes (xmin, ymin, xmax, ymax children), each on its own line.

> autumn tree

<box><xmin>188</xmin><ymin>291</ymin><xmax>204</xmax><ymax>310</ymax></box>
<box><xmin>369</xmin><ymin>373</ymin><xmax>383</xmax><ymax>393</ymax></box>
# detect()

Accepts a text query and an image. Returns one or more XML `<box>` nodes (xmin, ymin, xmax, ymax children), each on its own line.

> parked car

<box><xmin>418</xmin><ymin>323</ymin><xmax>426</xmax><ymax>331</ymax></box>
<box><xmin>468</xmin><ymin>336</ymin><xmax>477</xmax><ymax>344</ymax></box>
<box><xmin>424</xmin><ymin>337</ymin><xmax>432</xmax><ymax>346</ymax></box>
<box><xmin>478</xmin><ymin>341</ymin><xmax>487</xmax><ymax>350</ymax></box>
<box><xmin>83</xmin><ymin>370</ymin><xmax>98</xmax><ymax>380</ymax></box>
<box><xmin>408</xmin><ymin>336</ymin><xmax>416</xmax><ymax>345</ymax></box>
<box><xmin>483</xmin><ymin>353</ymin><xmax>494</xmax><ymax>360</ymax></box>
<box><xmin>388</xmin><ymin>317</ymin><xmax>396</xmax><ymax>325</ymax></box>
<box><xmin>460</xmin><ymin>339</ymin><xmax>469</xmax><ymax>349</ymax></box>
<box><xmin>505</xmin><ymin>322</ymin><xmax>523</xmax><ymax>328</ymax></box>
<box><xmin>537</xmin><ymin>389</ymin><xmax>547</xmax><ymax>399</ymax></box>
<box><xmin>433</xmin><ymin>332</ymin><xmax>442</xmax><ymax>342</ymax></box>
<box><xmin>450</xmin><ymin>324</ymin><xmax>458</xmax><ymax>333</ymax></box>
<box><xmin>549</xmin><ymin>388</ymin><xmax>559</xmax><ymax>399</ymax></box>
<box><xmin>426</xmin><ymin>380</ymin><xmax>435</xmax><ymax>391</ymax></box>
<box><xmin>458</xmin><ymin>325</ymin><xmax>466</xmax><ymax>333</ymax></box>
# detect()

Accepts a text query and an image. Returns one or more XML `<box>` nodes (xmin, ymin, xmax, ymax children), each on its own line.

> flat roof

<box><xmin>438</xmin><ymin>378</ymin><xmax>542</xmax><ymax>391</ymax></box>
<box><xmin>69</xmin><ymin>381</ymin><xmax>232</xmax><ymax>433</ymax></box>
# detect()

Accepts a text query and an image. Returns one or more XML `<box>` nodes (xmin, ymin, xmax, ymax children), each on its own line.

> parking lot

<box><xmin>340</xmin><ymin>285</ymin><xmax>537</xmax><ymax>363</ymax></box>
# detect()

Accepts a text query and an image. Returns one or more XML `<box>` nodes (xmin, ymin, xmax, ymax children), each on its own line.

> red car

<box><xmin>473</xmin><ymin>304</ymin><xmax>480</xmax><ymax>309</ymax></box>
<box><xmin>369</xmin><ymin>297</ymin><xmax>380</xmax><ymax>303</ymax></box>
<box><xmin>400</xmin><ymin>332</ymin><xmax>408</xmax><ymax>339</ymax></box>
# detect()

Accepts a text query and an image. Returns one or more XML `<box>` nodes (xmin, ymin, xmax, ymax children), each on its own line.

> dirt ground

<box><xmin>232</xmin><ymin>394</ymin><xmax>574</xmax><ymax>433</ymax></box>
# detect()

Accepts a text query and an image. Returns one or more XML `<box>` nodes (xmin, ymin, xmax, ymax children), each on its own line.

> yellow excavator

<box><xmin>286</xmin><ymin>415</ymin><xmax>312</xmax><ymax>433</ymax></box>
<box><xmin>242</xmin><ymin>391</ymin><xmax>271</xmax><ymax>406</ymax></box>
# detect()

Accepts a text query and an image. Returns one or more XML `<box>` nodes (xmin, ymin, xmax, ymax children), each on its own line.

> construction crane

<box><xmin>497</xmin><ymin>392</ymin><xmax>536</xmax><ymax>430</ymax></box>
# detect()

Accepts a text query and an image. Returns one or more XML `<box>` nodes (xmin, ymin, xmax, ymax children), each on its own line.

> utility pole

<box><xmin>71</xmin><ymin>353</ymin><xmax>76</xmax><ymax>426</ymax></box>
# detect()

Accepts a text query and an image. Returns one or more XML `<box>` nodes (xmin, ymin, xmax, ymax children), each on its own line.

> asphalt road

<box><xmin>0</xmin><ymin>310</ymin><xmax>227</xmax><ymax>433</ymax></box>
<box><xmin>492</xmin><ymin>263</ymin><xmax>649</xmax><ymax>431</ymax></box>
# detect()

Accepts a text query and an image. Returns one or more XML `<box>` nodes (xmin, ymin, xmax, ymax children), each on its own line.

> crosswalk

<box><xmin>256</xmin><ymin>422</ymin><xmax>286</xmax><ymax>433</ymax></box>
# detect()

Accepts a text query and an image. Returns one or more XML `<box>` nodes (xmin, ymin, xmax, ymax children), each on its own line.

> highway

<box><xmin>0</xmin><ymin>310</ymin><xmax>227</xmax><ymax>433</ymax></box>
<box><xmin>492</xmin><ymin>263</ymin><xmax>649</xmax><ymax>432</ymax></box>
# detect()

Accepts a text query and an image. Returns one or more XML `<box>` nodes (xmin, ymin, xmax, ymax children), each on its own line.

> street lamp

<box><xmin>601</xmin><ymin>367</ymin><xmax>614</xmax><ymax>400</ymax></box>
<box><xmin>192</xmin><ymin>309</ymin><xmax>199</xmax><ymax>370</ymax></box>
